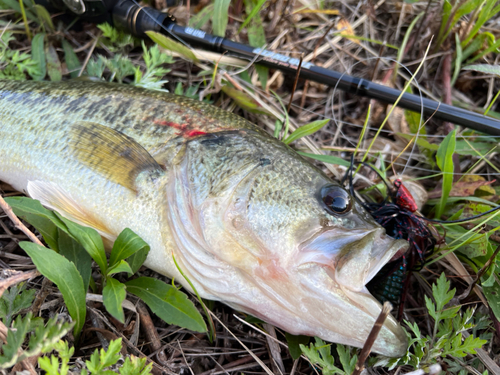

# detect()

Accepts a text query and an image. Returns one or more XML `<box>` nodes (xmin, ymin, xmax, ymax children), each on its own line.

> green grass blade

<box><xmin>283</xmin><ymin>119</ymin><xmax>329</xmax><ymax>144</ymax></box>
<box><xmin>18</xmin><ymin>0</ymin><xmax>32</xmax><ymax>40</ymax></box>
<box><xmin>451</xmin><ymin>33</ymin><xmax>462</xmax><ymax>87</ymax></box>
<box><xmin>297</xmin><ymin>152</ymin><xmax>351</xmax><ymax>167</ymax></box>
<box><xmin>393</xmin><ymin>12</ymin><xmax>424</xmax><ymax>81</ymax></box>
<box><xmin>435</xmin><ymin>129</ymin><xmax>456</xmax><ymax>219</ymax></box>
<box><xmin>238</xmin><ymin>0</ymin><xmax>267</xmax><ymax>33</ymax></box>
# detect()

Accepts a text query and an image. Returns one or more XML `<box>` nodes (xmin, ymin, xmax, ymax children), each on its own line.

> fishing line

<box><xmin>94</xmin><ymin>4</ymin><xmax>499</xmax><ymax>182</ymax></box>
<box><xmin>358</xmin><ymin>161</ymin><xmax>500</xmax><ymax>225</ymax></box>
<box><xmin>327</xmin><ymin>56</ymin><xmax>426</xmax><ymax>153</ymax></box>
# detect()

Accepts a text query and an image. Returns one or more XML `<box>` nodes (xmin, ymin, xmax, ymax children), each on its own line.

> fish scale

<box><xmin>0</xmin><ymin>79</ymin><xmax>409</xmax><ymax>357</ymax></box>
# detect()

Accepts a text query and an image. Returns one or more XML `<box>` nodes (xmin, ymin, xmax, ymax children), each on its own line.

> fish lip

<box><xmin>295</xmin><ymin>228</ymin><xmax>409</xmax><ymax>356</ymax></box>
<box><xmin>364</xmin><ymin>233</ymin><xmax>409</xmax><ymax>286</ymax></box>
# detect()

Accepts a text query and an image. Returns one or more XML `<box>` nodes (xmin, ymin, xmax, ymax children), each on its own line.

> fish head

<box><xmin>166</xmin><ymin>131</ymin><xmax>408</xmax><ymax>357</ymax></box>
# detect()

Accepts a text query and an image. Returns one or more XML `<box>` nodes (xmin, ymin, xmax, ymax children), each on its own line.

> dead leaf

<box><xmin>295</xmin><ymin>9</ymin><xmax>340</xmax><ymax>15</ymax></box>
<box><xmin>428</xmin><ymin>179</ymin><xmax>495</xmax><ymax>199</ymax></box>
<box><xmin>336</xmin><ymin>18</ymin><xmax>359</xmax><ymax>44</ymax></box>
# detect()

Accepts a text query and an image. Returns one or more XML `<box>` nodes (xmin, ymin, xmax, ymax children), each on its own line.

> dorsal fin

<box><xmin>69</xmin><ymin>121</ymin><xmax>162</xmax><ymax>191</ymax></box>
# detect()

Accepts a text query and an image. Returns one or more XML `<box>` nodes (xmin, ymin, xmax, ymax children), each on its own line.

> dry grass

<box><xmin>1</xmin><ymin>0</ymin><xmax>500</xmax><ymax>373</ymax></box>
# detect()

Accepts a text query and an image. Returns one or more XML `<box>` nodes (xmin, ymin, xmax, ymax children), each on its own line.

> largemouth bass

<box><xmin>0</xmin><ymin>80</ymin><xmax>408</xmax><ymax>357</ymax></box>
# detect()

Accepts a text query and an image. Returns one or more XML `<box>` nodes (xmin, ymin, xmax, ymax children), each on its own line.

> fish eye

<box><xmin>320</xmin><ymin>185</ymin><xmax>352</xmax><ymax>215</ymax></box>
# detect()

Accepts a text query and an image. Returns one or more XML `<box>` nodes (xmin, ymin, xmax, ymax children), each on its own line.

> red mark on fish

<box><xmin>153</xmin><ymin>120</ymin><xmax>207</xmax><ymax>138</ymax></box>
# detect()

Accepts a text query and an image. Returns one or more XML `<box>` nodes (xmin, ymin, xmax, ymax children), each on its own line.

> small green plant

<box><xmin>39</xmin><ymin>338</ymin><xmax>153</xmax><ymax>375</ymax></box>
<box><xmin>376</xmin><ymin>273</ymin><xmax>487</xmax><ymax>371</ymax></box>
<box><xmin>85</xmin><ymin>39</ymin><xmax>173</xmax><ymax>90</ymax></box>
<box><xmin>0</xmin><ymin>312</ymin><xmax>73</xmax><ymax>368</ymax></box>
<box><xmin>0</xmin><ymin>282</ymin><xmax>35</xmax><ymax>326</ymax></box>
<box><xmin>0</xmin><ymin>32</ymin><xmax>40</xmax><ymax>80</ymax></box>
<box><xmin>98</xmin><ymin>23</ymin><xmax>137</xmax><ymax>52</ymax></box>
<box><xmin>5</xmin><ymin>197</ymin><xmax>207</xmax><ymax>342</ymax></box>
<box><xmin>299</xmin><ymin>338</ymin><xmax>358</xmax><ymax>375</ymax></box>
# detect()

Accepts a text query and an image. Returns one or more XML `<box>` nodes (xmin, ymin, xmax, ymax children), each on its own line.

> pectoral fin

<box><xmin>27</xmin><ymin>180</ymin><xmax>115</xmax><ymax>240</ymax></box>
<box><xmin>69</xmin><ymin>121</ymin><xmax>163</xmax><ymax>191</ymax></box>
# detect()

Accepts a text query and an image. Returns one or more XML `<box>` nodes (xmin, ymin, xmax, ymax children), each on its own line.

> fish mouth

<box><xmin>293</xmin><ymin>228</ymin><xmax>409</xmax><ymax>357</ymax></box>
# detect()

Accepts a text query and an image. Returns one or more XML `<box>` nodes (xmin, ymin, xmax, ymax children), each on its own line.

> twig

<box><xmin>210</xmin><ymin>311</ymin><xmax>274</xmax><ymax>375</ymax></box>
<box><xmin>137</xmin><ymin>301</ymin><xmax>167</xmax><ymax>363</ymax></box>
<box><xmin>263</xmin><ymin>323</ymin><xmax>285</xmax><ymax>375</ymax></box>
<box><xmin>352</xmin><ymin>302</ymin><xmax>393</xmax><ymax>375</ymax></box>
<box><xmin>287</xmin><ymin>55</ymin><xmax>303</xmax><ymax>115</ymax></box>
<box><xmin>0</xmin><ymin>195</ymin><xmax>44</xmax><ymax>247</ymax></box>
<box><xmin>78</xmin><ymin>32</ymin><xmax>101</xmax><ymax>77</ymax></box>
<box><xmin>0</xmin><ymin>270</ymin><xmax>40</xmax><ymax>299</ymax></box>
<box><xmin>457</xmin><ymin>244</ymin><xmax>500</xmax><ymax>302</ymax></box>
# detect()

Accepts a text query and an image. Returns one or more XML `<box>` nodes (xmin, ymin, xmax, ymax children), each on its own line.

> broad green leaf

<box><xmin>125</xmin><ymin>277</ymin><xmax>206</xmax><ymax>332</ymax></box>
<box><xmin>447</xmin><ymin>227</ymin><xmax>489</xmax><ymax>258</ymax></box>
<box><xmin>283</xmin><ymin>119</ymin><xmax>329</xmax><ymax>144</ymax></box>
<box><xmin>107</xmin><ymin>260</ymin><xmax>133</xmax><ymax>276</ymax></box>
<box><xmin>221</xmin><ymin>85</ymin><xmax>270</xmax><ymax>114</ymax></box>
<box><xmin>45</xmin><ymin>42</ymin><xmax>62</xmax><ymax>82</ymax></box>
<box><xmin>55</xmin><ymin>213</ymin><xmax>108</xmax><ymax>275</ymax></box>
<box><xmin>4</xmin><ymin>197</ymin><xmax>65</xmax><ymax>251</ymax></box>
<box><xmin>58</xmin><ymin>229</ymin><xmax>92</xmax><ymax>293</ymax></box>
<box><xmin>62</xmin><ymin>39</ymin><xmax>81</xmax><ymax>78</ymax></box>
<box><xmin>483</xmin><ymin>280</ymin><xmax>500</xmax><ymax>321</ymax></box>
<box><xmin>212</xmin><ymin>0</ymin><xmax>231</xmax><ymax>36</ymax></box>
<box><xmin>397</xmin><ymin>133</ymin><xmax>438</xmax><ymax>150</ymax></box>
<box><xmin>285</xmin><ymin>332</ymin><xmax>310</xmax><ymax>360</ymax></box>
<box><xmin>126</xmin><ymin>250</ymin><xmax>149</xmax><ymax>275</ymax></box>
<box><xmin>109</xmin><ymin>228</ymin><xmax>149</xmax><ymax>269</ymax></box>
<box><xmin>463</xmin><ymin>63</ymin><xmax>500</xmax><ymax>76</ymax></box>
<box><xmin>461</xmin><ymin>33</ymin><xmax>487</xmax><ymax>62</ymax></box>
<box><xmin>436</xmin><ymin>129</ymin><xmax>456</xmax><ymax>218</ymax></box>
<box><xmin>189</xmin><ymin>4</ymin><xmax>214</xmax><ymax>29</ymax></box>
<box><xmin>34</xmin><ymin>4</ymin><xmax>54</xmax><ymax>31</ymax></box>
<box><xmin>145</xmin><ymin>31</ymin><xmax>198</xmax><ymax>63</ymax></box>
<box><xmin>103</xmin><ymin>278</ymin><xmax>126</xmax><ymax>323</ymax></box>
<box><xmin>20</xmin><ymin>242</ymin><xmax>86</xmax><ymax>338</ymax></box>
<box><xmin>30</xmin><ymin>33</ymin><xmax>46</xmax><ymax>81</ymax></box>
<box><xmin>297</xmin><ymin>152</ymin><xmax>351</xmax><ymax>167</ymax></box>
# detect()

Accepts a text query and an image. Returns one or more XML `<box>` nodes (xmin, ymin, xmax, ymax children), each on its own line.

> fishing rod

<box><xmin>39</xmin><ymin>0</ymin><xmax>500</xmax><ymax>136</ymax></box>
